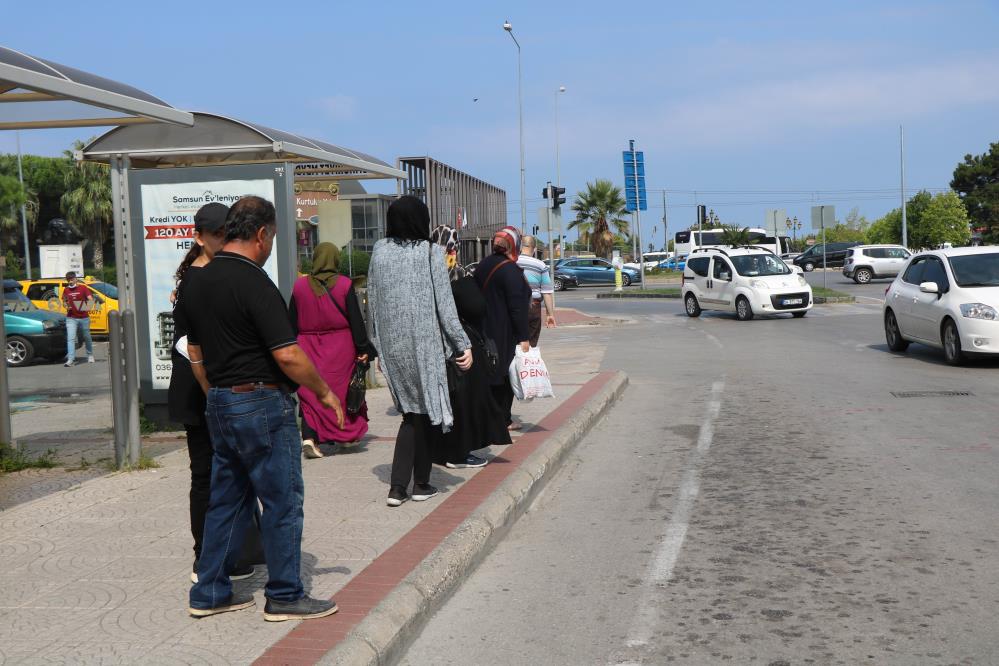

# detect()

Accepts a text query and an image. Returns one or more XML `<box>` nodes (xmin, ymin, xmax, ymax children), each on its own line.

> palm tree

<box><xmin>719</xmin><ymin>225</ymin><xmax>752</xmax><ymax>247</ymax></box>
<box><xmin>61</xmin><ymin>140</ymin><xmax>112</xmax><ymax>270</ymax></box>
<box><xmin>569</xmin><ymin>179</ymin><xmax>630</xmax><ymax>258</ymax></box>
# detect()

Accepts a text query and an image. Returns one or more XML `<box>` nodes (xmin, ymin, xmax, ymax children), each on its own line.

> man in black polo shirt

<box><xmin>186</xmin><ymin>196</ymin><xmax>344</xmax><ymax>622</ymax></box>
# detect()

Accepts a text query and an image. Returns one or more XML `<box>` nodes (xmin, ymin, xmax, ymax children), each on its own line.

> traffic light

<box><xmin>696</xmin><ymin>204</ymin><xmax>706</xmax><ymax>227</ymax></box>
<box><xmin>543</xmin><ymin>182</ymin><xmax>567</xmax><ymax>210</ymax></box>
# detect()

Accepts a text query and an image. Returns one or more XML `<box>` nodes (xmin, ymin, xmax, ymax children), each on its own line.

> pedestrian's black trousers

<box><xmin>491</xmin><ymin>378</ymin><xmax>515</xmax><ymax>426</ymax></box>
<box><xmin>390</xmin><ymin>413</ymin><xmax>437</xmax><ymax>490</ymax></box>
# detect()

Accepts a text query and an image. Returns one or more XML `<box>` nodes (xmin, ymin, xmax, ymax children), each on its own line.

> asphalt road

<box><xmin>402</xmin><ymin>295</ymin><xmax>999</xmax><ymax>664</ymax></box>
<box><xmin>7</xmin><ymin>341</ymin><xmax>110</xmax><ymax>398</ymax></box>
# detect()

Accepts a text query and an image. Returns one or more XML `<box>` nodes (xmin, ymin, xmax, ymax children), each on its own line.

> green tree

<box><xmin>569</xmin><ymin>179</ymin><xmax>630</xmax><ymax>259</ymax></box>
<box><xmin>0</xmin><ymin>153</ymin><xmax>73</xmax><ymax>232</ymax></box>
<box><xmin>719</xmin><ymin>225</ymin><xmax>752</xmax><ymax>246</ymax></box>
<box><xmin>60</xmin><ymin>140</ymin><xmax>112</xmax><ymax>270</ymax></box>
<box><xmin>916</xmin><ymin>191</ymin><xmax>971</xmax><ymax>247</ymax></box>
<box><xmin>951</xmin><ymin>142</ymin><xmax>999</xmax><ymax>242</ymax></box>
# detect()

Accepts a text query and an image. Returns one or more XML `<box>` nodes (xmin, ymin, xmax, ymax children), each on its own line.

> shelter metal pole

<box><xmin>123</xmin><ymin>310</ymin><xmax>141</xmax><ymax>466</ymax></box>
<box><xmin>16</xmin><ymin>132</ymin><xmax>31</xmax><ymax>278</ymax></box>
<box><xmin>0</xmin><ymin>253</ymin><xmax>12</xmax><ymax>448</ymax></box>
<box><xmin>107</xmin><ymin>310</ymin><xmax>127</xmax><ymax>469</ymax></box>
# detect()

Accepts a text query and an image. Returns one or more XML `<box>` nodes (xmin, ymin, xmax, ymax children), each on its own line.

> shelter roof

<box><xmin>0</xmin><ymin>45</ymin><xmax>193</xmax><ymax>130</ymax></box>
<box><xmin>81</xmin><ymin>112</ymin><xmax>405</xmax><ymax>180</ymax></box>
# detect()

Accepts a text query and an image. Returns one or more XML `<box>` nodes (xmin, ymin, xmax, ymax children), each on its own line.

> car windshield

<box><xmin>947</xmin><ymin>253</ymin><xmax>999</xmax><ymax>287</ymax></box>
<box><xmin>88</xmin><ymin>282</ymin><xmax>118</xmax><ymax>299</ymax></box>
<box><xmin>731</xmin><ymin>254</ymin><xmax>791</xmax><ymax>277</ymax></box>
<box><xmin>3</xmin><ymin>287</ymin><xmax>38</xmax><ymax>313</ymax></box>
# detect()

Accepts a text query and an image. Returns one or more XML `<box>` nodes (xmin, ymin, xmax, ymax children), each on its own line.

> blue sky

<box><xmin>3</xmin><ymin>0</ymin><xmax>998</xmax><ymax>248</ymax></box>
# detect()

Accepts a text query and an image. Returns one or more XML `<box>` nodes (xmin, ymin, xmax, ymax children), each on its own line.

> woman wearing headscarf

<box><xmin>368</xmin><ymin>196</ymin><xmax>472</xmax><ymax>507</ymax></box>
<box><xmin>430</xmin><ymin>225</ymin><xmax>511</xmax><ymax>469</ymax></box>
<box><xmin>474</xmin><ymin>226</ymin><xmax>531</xmax><ymax>431</ymax></box>
<box><xmin>289</xmin><ymin>242</ymin><xmax>376</xmax><ymax>459</ymax></box>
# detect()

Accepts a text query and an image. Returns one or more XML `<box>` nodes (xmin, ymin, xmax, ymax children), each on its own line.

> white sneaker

<box><xmin>64</xmin><ymin>359</ymin><xmax>74</xmax><ymax>367</ymax></box>
<box><xmin>302</xmin><ymin>439</ymin><xmax>323</xmax><ymax>459</ymax></box>
<box><xmin>87</xmin><ymin>355</ymin><xmax>95</xmax><ymax>363</ymax></box>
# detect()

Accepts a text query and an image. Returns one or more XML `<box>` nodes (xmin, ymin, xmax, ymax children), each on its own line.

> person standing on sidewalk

<box><xmin>368</xmin><ymin>196</ymin><xmax>472</xmax><ymax>507</ymax></box>
<box><xmin>475</xmin><ymin>226</ymin><xmax>531</xmax><ymax>431</ymax></box>
<box><xmin>62</xmin><ymin>271</ymin><xmax>101</xmax><ymax>366</ymax></box>
<box><xmin>289</xmin><ymin>242</ymin><xmax>376</xmax><ymax>459</ymax></box>
<box><xmin>429</xmin><ymin>225</ymin><xmax>511</xmax><ymax>470</ymax></box>
<box><xmin>185</xmin><ymin>196</ymin><xmax>345</xmax><ymax>621</ymax></box>
<box><xmin>517</xmin><ymin>235</ymin><xmax>557</xmax><ymax>347</ymax></box>
<box><xmin>169</xmin><ymin>202</ymin><xmax>261</xmax><ymax>584</ymax></box>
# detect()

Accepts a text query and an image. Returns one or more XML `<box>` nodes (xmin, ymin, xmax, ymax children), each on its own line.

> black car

<box><xmin>553</xmin><ymin>270</ymin><xmax>578</xmax><ymax>291</ymax></box>
<box><xmin>792</xmin><ymin>242</ymin><xmax>862</xmax><ymax>271</ymax></box>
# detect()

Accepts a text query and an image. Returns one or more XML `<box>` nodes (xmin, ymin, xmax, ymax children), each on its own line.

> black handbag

<box><xmin>323</xmin><ymin>283</ymin><xmax>368</xmax><ymax>414</ymax></box>
<box><xmin>345</xmin><ymin>360</ymin><xmax>369</xmax><ymax>415</ymax></box>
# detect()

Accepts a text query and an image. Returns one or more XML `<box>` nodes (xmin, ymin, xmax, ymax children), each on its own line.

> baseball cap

<box><xmin>193</xmin><ymin>202</ymin><xmax>229</xmax><ymax>233</ymax></box>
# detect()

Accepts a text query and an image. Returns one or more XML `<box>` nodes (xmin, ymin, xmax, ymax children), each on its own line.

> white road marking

<box><xmin>615</xmin><ymin>380</ymin><xmax>725</xmax><ymax>660</ymax></box>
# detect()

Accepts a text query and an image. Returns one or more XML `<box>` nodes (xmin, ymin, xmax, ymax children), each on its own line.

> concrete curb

<box><xmin>813</xmin><ymin>295</ymin><xmax>856</xmax><ymax>304</ymax></box>
<box><xmin>596</xmin><ymin>292</ymin><xmax>680</xmax><ymax>299</ymax></box>
<box><xmin>319</xmin><ymin>371</ymin><xmax>629</xmax><ymax>665</ymax></box>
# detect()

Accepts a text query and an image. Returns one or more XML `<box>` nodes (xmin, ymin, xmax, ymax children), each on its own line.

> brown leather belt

<box><xmin>229</xmin><ymin>382</ymin><xmax>281</xmax><ymax>394</ymax></box>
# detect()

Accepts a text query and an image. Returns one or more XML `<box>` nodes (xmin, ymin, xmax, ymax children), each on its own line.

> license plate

<box><xmin>783</xmin><ymin>298</ymin><xmax>803</xmax><ymax>305</ymax></box>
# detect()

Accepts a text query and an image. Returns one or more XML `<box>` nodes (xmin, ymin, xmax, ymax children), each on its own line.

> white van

<box><xmin>682</xmin><ymin>247</ymin><xmax>813</xmax><ymax>320</ymax></box>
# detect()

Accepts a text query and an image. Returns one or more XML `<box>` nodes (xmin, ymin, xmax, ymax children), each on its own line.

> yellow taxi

<box><xmin>18</xmin><ymin>276</ymin><xmax>119</xmax><ymax>335</ymax></box>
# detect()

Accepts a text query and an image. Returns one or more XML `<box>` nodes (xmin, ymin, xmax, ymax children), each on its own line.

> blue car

<box><xmin>554</xmin><ymin>257</ymin><xmax>642</xmax><ymax>287</ymax></box>
<box><xmin>662</xmin><ymin>257</ymin><xmax>686</xmax><ymax>271</ymax></box>
<box><xmin>4</xmin><ymin>279</ymin><xmax>71</xmax><ymax>367</ymax></box>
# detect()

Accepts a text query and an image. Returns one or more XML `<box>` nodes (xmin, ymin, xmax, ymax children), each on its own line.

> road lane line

<box><xmin>616</xmin><ymin>380</ymin><xmax>725</xmax><ymax>660</ymax></box>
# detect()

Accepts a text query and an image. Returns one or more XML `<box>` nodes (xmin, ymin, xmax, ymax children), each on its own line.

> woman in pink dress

<box><xmin>289</xmin><ymin>243</ymin><xmax>376</xmax><ymax>458</ymax></box>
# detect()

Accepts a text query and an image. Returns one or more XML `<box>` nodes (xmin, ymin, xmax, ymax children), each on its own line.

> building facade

<box><xmin>398</xmin><ymin>156</ymin><xmax>507</xmax><ymax>263</ymax></box>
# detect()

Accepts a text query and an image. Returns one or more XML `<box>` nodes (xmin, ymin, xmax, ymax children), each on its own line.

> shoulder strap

<box><xmin>483</xmin><ymin>259</ymin><xmax>513</xmax><ymax>291</ymax></box>
<box><xmin>322</xmin><ymin>282</ymin><xmax>351</xmax><ymax>321</ymax></box>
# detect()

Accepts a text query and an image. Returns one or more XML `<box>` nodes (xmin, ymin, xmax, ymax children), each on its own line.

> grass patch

<box><xmin>104</xmin><ymin>452</ymin><xmax>161</xmax><ymax>472</ymax></box>
<box><xmin>644</xmin><ymin>269</ymin><xmax>683</xmax><ymax>278</ymax></box>
<box><xmin>812</xmin><ymin>287</ymin><xmax>853</xmax><ymax>299</ymax></box>
<box><xmin>0</xmin><ymin>443</ymin><xmax>57</xmax><ymax>474</ymax></box>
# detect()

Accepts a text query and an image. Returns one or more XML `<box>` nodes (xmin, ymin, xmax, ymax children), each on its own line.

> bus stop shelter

<box><xmin>0</xmin><ymin>45</ymin><xmax>194</xmax><ymax>455</ymax></box>
<box><xmin>80</xmin><ymin>113</ymin><xmax>405</xmax><ymax>463</ymax></box>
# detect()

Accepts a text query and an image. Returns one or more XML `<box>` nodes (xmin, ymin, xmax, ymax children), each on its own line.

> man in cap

<box><xmin>185</xmin><ymin>196</ymin><xmax>344</xmax><ymax>622</ymax></box>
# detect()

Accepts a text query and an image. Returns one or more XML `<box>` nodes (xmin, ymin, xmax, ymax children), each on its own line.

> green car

<box><xmin>4</xmin><ymin>279</ymin><xmax>71</xmax><ymax>367</ymax></box>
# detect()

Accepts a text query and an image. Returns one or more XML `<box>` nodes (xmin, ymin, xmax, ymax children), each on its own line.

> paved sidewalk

<box><xmin>0</xmin><ymin>311</ymin><xmax>612</xmax><ymax>664</ymax></box>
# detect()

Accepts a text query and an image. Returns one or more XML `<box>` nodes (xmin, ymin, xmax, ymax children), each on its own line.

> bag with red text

<box><xmin>509</xmin><ymin>346</ymin><xmax>555</xmax><ymax>401</ymax></box>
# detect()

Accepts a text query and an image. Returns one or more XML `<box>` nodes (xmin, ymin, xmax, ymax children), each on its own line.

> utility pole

<box><xmin>662</xmin><ymin>190</ymin><xmax>667</xmax><ymax>252</ymax></box>
<box><xmin>629</xmin><ymin>140</ymin><xmax>646</xmax><ymax>289</ymax></box>
<box><xmin>16</xmin><ymin>132</ymin><xmax>31</xmax><ymax>279</ymax></box>
<box><xmin>900</xmin><ymin>124</ymin><xmax>907</xmax><ymax>248</ymax></box>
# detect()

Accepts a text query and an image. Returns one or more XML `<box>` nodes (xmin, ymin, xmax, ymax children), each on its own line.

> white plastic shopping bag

<box><xmin>509</xmin><ymin>346</ymin><xmax>555</xmax><ymax>401</ymax></box>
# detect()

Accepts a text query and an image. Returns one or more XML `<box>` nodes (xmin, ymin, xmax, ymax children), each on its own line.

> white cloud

<box><xmin>318</xmin><ymin>95</ymin><xmax>358</xmax><ymax>121</ymax></box>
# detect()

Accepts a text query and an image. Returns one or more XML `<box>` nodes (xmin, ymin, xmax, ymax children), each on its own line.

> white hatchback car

<box><xmin>682</xmin><ymin>247</ymin><xmax>813</xmax><ymax>320</ymax></box>
<box><xmin>883</xmin><ymin>247</ymin><xmax>999</xmax><ymax>365</ymax></box>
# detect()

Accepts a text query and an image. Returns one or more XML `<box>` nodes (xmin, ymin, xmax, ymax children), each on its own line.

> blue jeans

<box><xmin>66</xmin><ymin>316</ymin><xmax>92</xmax><ymax>360</ymax></box>
<box><xmin>189</xmin><ymin>388</ymin><xmax>305</xmax><ymax>609</ymax></box>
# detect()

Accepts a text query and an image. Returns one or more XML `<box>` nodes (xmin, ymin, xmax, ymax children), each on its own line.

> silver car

<box><xmin>843</xmin><ymin>245</ymin><xmax>911</xmax><ymax>283</ymax></box>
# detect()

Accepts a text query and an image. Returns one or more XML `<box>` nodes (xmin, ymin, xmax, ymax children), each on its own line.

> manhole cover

<box><xmin>890</xmin><ymin>390</ymin><xmax>973</xmax><ymax>398</ymax></box>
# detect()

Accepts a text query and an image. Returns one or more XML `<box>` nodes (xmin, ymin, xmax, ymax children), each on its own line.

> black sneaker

<box><xmin>411</xmin><ymin>483</ymin><xmax>439</xmax><ymax>501</ymax></box>
<box><xmin>386</xmin><ymin>486</ymin><xmax>409</xmax><ymax>507</ymax></box>
<box><xmin>188</xmin><ymin>592</ymin><xmax>256</xmax><ymax>617</ymax></box>
<box><xmin>263</xmin><ymin>595</ymin><xmax>338</xmax><ymax>622</ymax></box>
<box><xmin>446</xmin><ymin>455</ymin><xmax>488</xmax><ymax>469</ymax></box>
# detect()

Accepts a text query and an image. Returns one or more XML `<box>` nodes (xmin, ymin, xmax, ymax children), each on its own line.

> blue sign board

<box><xmin>623</xmin><ymin>149</ymin><xmax>648</xmax><ymax>211</ymax></box>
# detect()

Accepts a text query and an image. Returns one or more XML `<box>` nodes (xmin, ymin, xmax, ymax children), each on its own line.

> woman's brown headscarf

<box><xmin>308</xmin><ymin>242</ymin><xmax>341</xmax><ymax>297</ymax></box>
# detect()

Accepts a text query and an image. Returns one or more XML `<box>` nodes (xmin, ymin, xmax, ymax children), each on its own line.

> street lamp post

<box><xmin>555</xmin><ymin>85</ymin><xmax>565</xmax><ymax>188</ymax></box>
<box><xmin>503</xmin><ymin>21</ymin><xmax>526</xmax><ymax>233</ymax></box>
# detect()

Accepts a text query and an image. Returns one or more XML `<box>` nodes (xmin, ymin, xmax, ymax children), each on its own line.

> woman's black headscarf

<box><xmin>386</xmin><ymin>195</ymin><xmax>431</xmax><ymax>243</ymax></box>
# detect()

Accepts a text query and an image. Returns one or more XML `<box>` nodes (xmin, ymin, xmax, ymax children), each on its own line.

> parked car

<box><xmin>883</xmin><ymin>247</ymin><xmax>999</xmax><ymax>365</ymax></box>
<box><xmin>552</xmin><ymin>270</ymin><xmax>579</xmax><ymax>291</ymax></box>
<box><xmin>3</xmin><ymin>279</ymin><xmax>73</xmax><ymax>367</ymax></box>
<box><xmin>843</xmin><ymin>245</ymin><xmax>911</xmax><ymax>283</ymax></box>
<box><xmin>792</xmin><ymin>242</ymin><xmax>862</xmax><ymax>272</ymax></box>
<box><xmin>556</xmin><ymin>257</ymin><xmax>642</xmax><ymax>286</ymax></box>
<box><xmin>662</xmin><ymin>257</ymin><xmax>686</xmax><ymax>271</ymax></box>
<box><xmin>682</xmin><ymin>247</ymin><xmax>812</xmax><ymax>321</ymax></box>
<box><xmin>19</xmin><ymin>276</ymin><xmax>119</xmax><ymax>335</ymax></box>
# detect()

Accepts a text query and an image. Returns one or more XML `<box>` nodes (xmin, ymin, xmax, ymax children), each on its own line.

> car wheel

<box><xmin>792</xmin><ymin>311</ymin><xmax>807</xmax><ymax>318</ymax></box>
<box><xmin>684</xmin><ymin>293</ymin><xmax>701</xmax><ymax>317</ymax></box>
<box><xmin>942</xmin><ymin>319</ymin><xmax>964</xmax><ymax>366</ymax></box>
<box><xmin>735</xmin><ymin>296</ymin><xmax>754</xmax><ymax>321</ymax></box>
<box><xmin>6</xmin><ymin>336</ymin><xmax>34</xmax><ymax>367</ymax></box>
<box><xmin>884</xmin><ymin>309</ymin><xmax>909</xmax><ymax>352</ymax></box>
<box><xmin>553</xmin><ymin>277</ymin><xmax>564</xmax><ymax>292</ymax></box>
<box><xmin>803</xmin><ymin>261</ymin><xmax>815</xmax><ymax>272</ymax></box>
<box><xmin>621</xmin><ymin>273</ymin><xmax>632</xmax><ymax>287</ymax></box>
<box><xmin>854</xmin><ymin>268</ymin><xmax>872</xmax><ymax>284</ymax></box>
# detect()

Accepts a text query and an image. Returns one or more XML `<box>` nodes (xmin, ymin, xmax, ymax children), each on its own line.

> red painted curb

<box><xmin>255</xmin><ymin>371</ymin><xmax>616</xmax><ymax>665</ymax></box>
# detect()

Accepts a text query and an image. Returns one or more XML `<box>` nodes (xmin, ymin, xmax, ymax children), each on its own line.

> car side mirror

<box><xmin>719</xmin><ymin>271</ymin><xmax>731</xmax><ymax>281</ymax></box>
<box><xmin>919</xmin><ymin>281</ymin><xmax>939</xmax><ymax>294</ymax></box>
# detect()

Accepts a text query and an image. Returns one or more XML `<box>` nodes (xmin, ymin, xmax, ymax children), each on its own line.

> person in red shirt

<box><xmin>62</xmin><ymin>271</ymin><xmax>102</xmax><ymax>366</ymax></box>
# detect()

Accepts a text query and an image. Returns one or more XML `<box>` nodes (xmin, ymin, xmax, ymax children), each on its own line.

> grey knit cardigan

<box><xmin>367</xmin><ymin>239</ymin><xmax>470</xmax><ymax>432</ymax></box>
